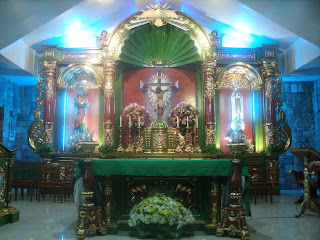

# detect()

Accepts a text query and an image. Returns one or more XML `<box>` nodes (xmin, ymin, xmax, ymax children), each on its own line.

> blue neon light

<box><xmin>252</xmin><ymin>91</ymin><xmax>255</xmax><ymax>121</ymax></box>
<box><xmin>62</xmin><ymin>91</ymin><xmax>67</xmax><ymax>151</ymax></box>
<box><xmin>64</xmin><ymin>19</ymin><xmax>97</xmax><ymax>48</ymax></box>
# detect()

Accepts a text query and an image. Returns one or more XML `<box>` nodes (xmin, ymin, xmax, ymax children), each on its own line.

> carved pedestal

<box><xmin>76</xmin><ymin>157</ymin><xmax>107</xmax><ymax>239</ymax></box>
<box><xmin>216</xmin><ymin>143</ymin><xmax>249</xmax><ymax>240</ymax></box>
<box><xmin>76</xmin><ymin>206</ymin><xmax>107</xmax><ymax>239</ymax></box>
<box><xmin>216</xmin><ymin>206</ymin><xmax>249</xmax><ymax>240</ymax></box>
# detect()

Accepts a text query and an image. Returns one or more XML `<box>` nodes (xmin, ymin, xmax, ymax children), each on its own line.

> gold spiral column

<box><xmin>42</xmin><ymin>60</ymin><xmax>58</xmax><ymax>145</ymax></box>
<box><xmin>261</xmin><ymin>60</ymin><xmax>279</xmax><ymax>147</ymax></box>
<box><xmin>102</xmin><ymin>57</ymin><xmax>116</xmax><ymax>147</ymax></box>
<box><xmin>203</xmin><ymin>59</ymin><xmax>217</xmax><ymax>146</ymax></box>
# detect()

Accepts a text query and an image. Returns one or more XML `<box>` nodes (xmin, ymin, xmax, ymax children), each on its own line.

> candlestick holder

<box><xmin>136</xmin><ymin>126</ymin><xmax>143</xmax><ymax>153</ymax></box>
<box><xmin>174</xmin><ymin>127</ymin><xmax>184</xmax><ymax>153</ymax></box>
<box><xmin>117</xmin><ymin>126</ymin><xmax>124</xmax><ymax>152</ymax></box>
<box><xmin>194</xmin><ymin>127</ymin><xmax>201</xmax><ymax>153</ymax></box>
<box><xmin>126</xmin><ymin>126</ymin><xmax>134</xmax><ymax>152</ymax></box>
<box><xmin>184</xmin><ymin>126</ymin><xmax>194</xmax><ymax>153</ymax></box>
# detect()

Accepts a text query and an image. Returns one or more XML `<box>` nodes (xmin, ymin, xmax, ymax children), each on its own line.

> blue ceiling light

<box><xmin>222</xmin><ymin>35</ymin><xmax>248</xmax><ymax>48</ymax></box>
<box><xmin>64</xmin><ymin>19</ymin><xmax>97</xmax><ymax>48</ymax></box>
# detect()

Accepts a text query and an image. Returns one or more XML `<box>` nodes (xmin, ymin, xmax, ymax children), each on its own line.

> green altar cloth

<box><xmin>75</xmin><ymin>158</ymin><xmax>251</xmax><ymax>216</ymax></box>
<box><xmin>75</xmin><ymin>158</ymin><xmax>249</xmax><ymax>178</ymax></box>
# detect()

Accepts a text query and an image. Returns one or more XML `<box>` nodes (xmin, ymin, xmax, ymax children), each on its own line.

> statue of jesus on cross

<box><xmin>141</xmin><ymin>69</ymin><xmax>178</xmax><ymax>120</ymax></box>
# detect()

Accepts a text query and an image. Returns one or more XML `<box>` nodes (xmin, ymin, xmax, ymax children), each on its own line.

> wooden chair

<box><xmin>58</xmin><ymin>161</ymin><xmax>77</xmax><ymax>203</ymax></box>
<box><xmin>246</xmin><ymin>162</ymin><xmax>273</xmax><ymax>204</ymax></box>
<box><xmin>12</xmin><ymin>161</ymin><xmax>41</xmax><ymax>201</ymax></box>
<box><xmin>37</xmin><ymin>162</ymin><xmax>60</xmax><ymax>202</ymax></box>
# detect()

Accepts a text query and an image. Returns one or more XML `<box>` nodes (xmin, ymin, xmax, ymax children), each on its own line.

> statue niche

<box><xmin>56</xmin><ymin>65</ymin><xmax>102</xmax><ymax>153</ymax></box>
<box><xmin>217</xmin><ymin>64</ymin><xmax>262</xmax><ymax>154</ymax></box>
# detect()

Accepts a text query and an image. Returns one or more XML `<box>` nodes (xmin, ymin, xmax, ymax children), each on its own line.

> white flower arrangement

<box><xmin>129</xmin><ymin>193</ymin><xmax>194</xmax><ymax>239</ymax></box>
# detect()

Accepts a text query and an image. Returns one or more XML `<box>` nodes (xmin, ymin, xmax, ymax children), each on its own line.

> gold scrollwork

<box><xmin>152</xmin><ymin>132</ymin><xmax>166</xmax><ymax>149</ymax></box>
<box><xmin>28</xmin><ymin>63</ymin><xmax>48</xmax><ymax>150</ymax></box>
<box><xmin>265</xmin><ymin>77</ymin><xmax>274</xmax><ymax>100</ymax></box>
<box><xmin>274</xmin><ymin>119</ymin><xmax>292</xmax><ymax>149</ymax></box>
<box><xmin>88</xmin><ymin>224</ymin><xmax>97</xmax><ymax>235</ymax></box>
<box><xmin>42</xmin><ymin>61</ymin><xmax>58</xmax><ymax>99</ymax></box>
<box><xmin>205</xmin><ymin>124</ymin><xmax>215</xmax><ymax>145</ymax></box>
<box><xmin>0</xmin><ymin>165</ymin><xmax>6</xmax><ymax>205</ymax></box>
<box><xmin>265</xmin><ymin>124</ymin><xmax>275</xmax><ymax>147</ymax></box>
<box><xmin>28</xmin><ymin>120</ymin><xmax>44</xmax><ymax>150</ymax></box>
<box><xmin>262</xmin><ymin>61</ymin><xmax>280</xmax><ymax>102</ymax></box>
<box><xmin>203</xmin><ymin>60</ymin><xmax>217</xmax><ymax>99</ymax></box>
<box><xmin>221</xmin><ymin>73</ymin><xmax>251</xmax><ymax>89</ymax></box>
<box><xmin>103</xmin><ymin>122</ymin><xmax>114</xmax><ymax>147</ymax></box>
<box><xmin>44</xmin><ymin>122</ymin><xmax>54</xmax><ymax>144</ymax></box>
<box><xmin>217</xmin><ymin>63</ymin><xmax>262</xmax><ymax>90</ymax></box>
<box><xmin>262</xmin><ymin>60</ymin><xmax>279</xmax><ymax>77</ymax></box>
<box><xmin>102</xmin><ymin>58</ymin><xmax>116</xmax><ymax>98</ymax></box>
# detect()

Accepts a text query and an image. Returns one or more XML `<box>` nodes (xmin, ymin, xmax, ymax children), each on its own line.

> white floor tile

<box><xmin>1</xmin><ymin>193</ymin><xmax>319</xmax><ymax>240</ymax></box>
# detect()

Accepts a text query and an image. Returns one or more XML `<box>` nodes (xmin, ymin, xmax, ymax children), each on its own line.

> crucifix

<box><xmin>140</xmin><ymin>68</ymin><xmax>178</xmax><ymax>120</ymax></box>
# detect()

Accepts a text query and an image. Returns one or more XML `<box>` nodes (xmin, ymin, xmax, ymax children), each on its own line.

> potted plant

<box><xmin>129</xmin><ymin>193</ymin><xmax>194</xmax><ymax>239</ymax></box>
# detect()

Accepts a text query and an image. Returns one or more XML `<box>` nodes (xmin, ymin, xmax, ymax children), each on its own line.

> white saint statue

<box><xmin>231</xmin><ymin>88</ymin><xmax>245</xmax><ymax>131</ymax></box>
<box><xmin>225</xmin><ymin>88</ymin><xmax>248</xmax><ymax>143</ymax></box>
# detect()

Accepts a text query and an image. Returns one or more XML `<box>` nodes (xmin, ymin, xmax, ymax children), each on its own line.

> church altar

<box><xmin>75</xmin><ymin>158</ymin><xmax>249</xmax><ymax>178</ymax></box>
<box><xmin>75</xmin><ymin>157</ymin><xmax>250</xmax><ymax>239</ymax></box>
<box><xmin>26</xmin><ymin>2</ymin><xmax>292</xmax><ymax>240</ymax></box>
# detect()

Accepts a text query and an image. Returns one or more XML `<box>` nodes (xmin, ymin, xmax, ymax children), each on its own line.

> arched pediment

<box><xmin>105</xmin><ymin>5</ymin><xmax>214</xmax><ymax>63</ymax></box>
<box><xmin>57</xmin><ymin>63</ymin><xmax>103</xmax><ymax>89</ymax></box>
<box><xmin>216</xmin><ymin>63</ymin><xmax>262</xmax><ymax>90</ymax></box>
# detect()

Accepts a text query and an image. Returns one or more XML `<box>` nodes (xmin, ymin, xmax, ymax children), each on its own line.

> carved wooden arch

<box><xmin>216</xmin><ymin>63</ymin><xmax>262</xmax><ymax>90</ymax></box>
<box><xmin>57</xmin><ymin>63</ymin><xmax>103</xmax><ymax>89</ymax></box>
<box><xmin>104</xmin><ymin>9</ymin><xmax>213</xmax><ymax>61</ymax></box>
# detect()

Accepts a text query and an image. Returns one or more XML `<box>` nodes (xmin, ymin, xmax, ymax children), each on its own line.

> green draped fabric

<box><xmin>75</xmin><ymin>158</ymin><xmax>249</xmax><ymax>178</ymax></box>
<box><xmin>75</xmin><ymin>158</ymin><xmax>251</xmax><ymax>216</ymax></box>
<box><xmin>119</xmin><ymin>24</ymin><xmax>201</xmax><ymax>67</ymax></box>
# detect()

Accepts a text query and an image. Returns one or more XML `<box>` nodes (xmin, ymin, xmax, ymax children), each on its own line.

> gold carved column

<box><xmin>203</xmin><ymin>59</ymin><xmax>217</xmax><ymax>145</ymax></box>
<box><xmin>262</xmin><ymin>60</ymin><xmax>279</xmax><ymax>147</ymax></box>
<box><xmin>43</xmin><ymin>60</ymin><xmax>58</xmax><ymax>145</ymax></box>
<box><xmin>209</xmin><ymin>176</ymin><xmax>220</xmax><ymax>228</ymax></box>
<box><xmin>102</xmin><ymin>58</ymin><xmax>115</xmax><ymax>147</ymax></box>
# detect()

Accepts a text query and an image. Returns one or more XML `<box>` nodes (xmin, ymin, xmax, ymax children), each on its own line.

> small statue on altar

<box><xmin>147</xmin><ymin>83</ymin><xmax>174</xmax><ymax>120</ymax></box>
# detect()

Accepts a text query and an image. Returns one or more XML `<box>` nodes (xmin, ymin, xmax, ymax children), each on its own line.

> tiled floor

<box><xmin>1</xmin><ymin>192</ymin><xmax>319</xmax><ymax>240</ymax></box>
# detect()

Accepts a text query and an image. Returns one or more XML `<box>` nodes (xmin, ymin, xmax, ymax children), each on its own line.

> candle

<box><xmin>138</xmin><ymin>116</ymin><xmax>141</xmax><ymax>127</ymax></box>
<box><xmin>177</xmin><ymin>116</ymin><xmax>179</xmax><ymax>128</ymax></box>
<box><xmin>120</xmin><ymin>115</ymin><xmax>122</xmax><ymax>127</ymax></box>
<box><xmin>187</xmin><ymin>116</ymin><xmax>189</xmax><ymax>128</ymax></box>
<box><xmin>196</xmin><ymin>116</ymin><xmax>198</xmax><ymax>128</ymax></box>
<box><xmin>129</xmin><ymin>115</ymin><xmax>132</xmax><ymax>127</ymax></box>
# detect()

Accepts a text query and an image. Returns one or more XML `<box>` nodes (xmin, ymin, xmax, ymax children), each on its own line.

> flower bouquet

<box><xmin>122</xmin><ymin>103</ymin><xmax>151</xmax><ymax>131</ymax></box>
<box><xmin>168</xmin><ymin>102</ymin><xmax>199</xmax><ymax>133</ymax></box>
<box><xmin>129</xmin><ymin>193</ymin><xmax>194</xmax><ymax>239</ymax></box>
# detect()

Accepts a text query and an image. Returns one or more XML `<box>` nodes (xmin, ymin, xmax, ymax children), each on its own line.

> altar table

<box><xmin>75</xmin><ymin>158</ymin><xmax>249</xmax><ymax>177</ymax></box>
<box><xmin>75</xmin><ymin>158</ymin><xmax>250</xmax><ymax>239</ymax></box>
